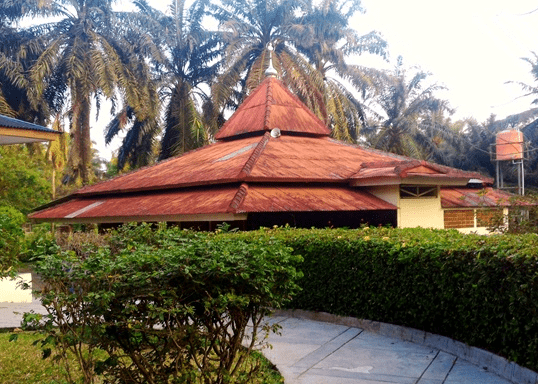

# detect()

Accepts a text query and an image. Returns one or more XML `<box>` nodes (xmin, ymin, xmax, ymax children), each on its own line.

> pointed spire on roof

<box><xmin>265</xmin><ymin>44</ymin><xmax>278</xmax><ymax>78</ymax></box>
<box><xmin>215</xmin><ymin>47</ymin><xmax>331</xmax><ymax>140</ymax></box>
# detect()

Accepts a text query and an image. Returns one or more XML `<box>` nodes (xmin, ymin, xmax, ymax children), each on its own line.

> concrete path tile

<box><xmin>351</xmin><ymin>331</ymin><xmax>437</xmax><ymax>354</ymax></box>
<box><xmin>317</xmin><ymin>336</ymin><xmax>437</xmax><ymax>378</ymax></box>
<box><xmin>262</xmin><ymin>341</ymin><xmax>321</xmax><ymax>367</ymax></box>
<box><xmin>272</xmin><ymin>317</ymin><xmax>351</xmax><ymax>344</ymax></box>
<box><xmin>293</xmin><ymin>327</ymin><xmax>361</xmax><ymax>368</ymax></box>
<box><xmin>296</xmin><ymin>366</ymin><xmax>418</xmax><ymax>383</ymax></box>
<box><xmin>415</xmin><ymin>379</ymin><xmax>444</xmax><ymax>384</ymax></box>
<box><xmin>0</xmin><ymin>297</ymin><xmax>47</xmax><ymax>328</ymax></box>
<box><xmin>418</xmin><ymin>351</ymin><xmax>457</xmax><ymax>382</ymax></box>
<box><xmin>293</xmin><ymin>371</ymin><xmax>403</xmax><ymax>384</ymax></box>
<box><xmin>445</xmin><ymin>359</ymin><xmax>513</xmax><ymax>384</ymax></box>
<box><xmin>316</xmin><ymin>348</ymin><xmax>435</xmax><ymax>382</ymax></box>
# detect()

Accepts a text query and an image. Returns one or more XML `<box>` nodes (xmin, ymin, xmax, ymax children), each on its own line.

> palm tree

<box><xmin>211</xmin><ymin>0</ymin><xmax>307</xmax><ymax>112</ymax></box>
<box><xmin>0</xmin><ymin>0</ymin><xmax>54</xmax><ymax>122</ymax></box>
<box><xmin>506</xmin><ymin>52</ymin><xmax>538</xmax><ymax>186</ymax></box>
<box><xmin>158</xmin><ymin>0</ymin><xmax>222</xmax><ymax>160</ymax></box>
<box><xmin>213</xmin><ymin>0</ymin><xmax>386</xmax><ymax>142</ymax></box>
<box><xmin>25</xmin><ymin>0</ymin><xmax>160</xmax><ymax>184</ymax></box>
<box><xmin>365</xmin><ymin>59</ymin><xmax>451</xmax><ymax>159</ymax></box>
<box><xmin>291</xmin><ymin>0</ymin><xmax>387</xmax><ymax>141</ymax></box>
<box><xmin>106</xmin><ymin>0</ymin><xmax>222</xmax><ymax>164</ymax></box>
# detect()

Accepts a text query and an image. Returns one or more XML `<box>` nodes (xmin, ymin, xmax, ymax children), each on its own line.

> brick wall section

<box><xmin>444</xmin><ymin>210</ymin><xmax>474</xmax><ymax>229</ymax></box>
<box><xmin>477</xmin><ymin>209</ymin><xmax>502</xmax><ymax>227</ymax></box>
<box><xmin>444</xmin><ymin>209</ymin><xmax>504</xmax><ymax>229</ymax></box>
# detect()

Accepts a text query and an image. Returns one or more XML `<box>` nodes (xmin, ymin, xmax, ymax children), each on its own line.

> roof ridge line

<box><xmin>238</xmin><ymin>131</ymin><xmax>271</xmax><ymax>178</ymax></box>
<box><xmin>215</xmin><ymin>78</ymin><xmax>271</xmax><ymax>140</ymax></box>
<box><xmin>263</xmin><ymin>77</ymin><xmax>275</xmax><ymax>130</ymax></box>
<box><xmin>228</xmin><ymin>183</ymin><xmax>249</xmax><ymax>212</ymax></box>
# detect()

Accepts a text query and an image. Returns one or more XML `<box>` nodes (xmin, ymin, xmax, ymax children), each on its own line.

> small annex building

<box><xmin>29</xmin><ymin>76</ymin><xmax>520</xmax><ymax>233</ymax></box>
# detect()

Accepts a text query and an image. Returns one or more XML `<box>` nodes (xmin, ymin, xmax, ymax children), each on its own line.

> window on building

<box><xmin>400</xmin><ymin>185</ymin><xmax>438</xmax><ymax>198</ymax></box>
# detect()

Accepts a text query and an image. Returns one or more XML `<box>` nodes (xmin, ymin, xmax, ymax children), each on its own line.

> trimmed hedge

<box><xmin>223</xmin><ymin>227</ymin><xmax>538</xmax><ymax>372</ymax></box>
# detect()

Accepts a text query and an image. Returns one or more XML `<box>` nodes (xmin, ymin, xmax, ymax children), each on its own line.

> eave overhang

<box><xmin>350</xmin><ymin>175</ymin><xmax>473</xmax><ymax>187</ymax></box>
<box><xmin>29</xmin><ymin>183</ymin><xmax>397</xmax><ymax>224</ymax></box>
<box><xmin>350</xmin><ymin>160</ymin><xmax>492</xmax><ymax>187</ymax></box>
<box><xmin>32</xmin><ymin>213</ymin><xmax>248</xmax><ymax>225</ymax></box>
<box><xmin>0</xmin><ymin>114</ymin><xmax>60</xmax><ymax>144</ymax></box>
<box><xmin>0</xmin><ymin>127</ymin><xmax>59</xmax><ymax>144</ymax></box>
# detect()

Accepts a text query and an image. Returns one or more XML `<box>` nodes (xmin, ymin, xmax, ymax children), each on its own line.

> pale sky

<box><xmin>355</xmin><ymin>0</ymin><xmax>538</xmax><ymax>120</ymax></box>
<box><xmin>95</xmin><ymin>0</ymin><xmax>538</xmax><ymax>160</ymax></box>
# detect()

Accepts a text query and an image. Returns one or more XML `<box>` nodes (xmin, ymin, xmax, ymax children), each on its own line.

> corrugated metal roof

<box><xmin>441</xmin><ymin>188</ymin><xmax>532</xmax><ymax>208</ymax></box>
<box><xmin>30</xmin><ymin>187</ymin><xmax>240</xmax><ymax>221</ymax></box>
<box><xmin>30</xmin><ymin>183</ymin><xmax>396</xmax><ymax>223</ymax></box>
<box><xmin>215</xmin><ymin>77</ymin><xmax>331</xmax><ymax>139</ymax></box>
<box><xmin>236</xmin><ymin>184</ymin><xmax>396</xmax><ymax>212</ymax></box>
<box><xmin>352</xmin><ymin>160</ymin><xmax>493</xmax><ymax>184</ymax></box>
<box><xmin>76</xmin><ymin>136</ymin><xmax>264</xmax><ymax>195</ymax></box>
<box><xmin>30</xmin><ymin>75</ymin><xmax>497</xmax><ymax>223</ymax></box>
<box><xmin>75</xmin><ymin>134</ymin><xmax>411</xmax><ymax>196</ymax></box>
<box><xmin>0</xmin><ymin>114</ymin><xmax>56</xmax><ymax>133</ymax></box>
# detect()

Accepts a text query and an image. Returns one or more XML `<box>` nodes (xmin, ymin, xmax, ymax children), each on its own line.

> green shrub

<box><xmin>20</xmin><ymin>224</ymin><xmax>60</xmax><ymax>263</ymax></box>
<box><xmin>0</xmin><ymin>206</ymin><xmax>25</xmax><ymax>277</ymax></box>
<box><xmin>223</xmin><ymin>227</ymin><xmax>538</xmax><ymax>372</ymax></box>
<box><xmin>26</xmin><ymin>224</ymin><xmax>302</xmax><ymax>384</ymax></box>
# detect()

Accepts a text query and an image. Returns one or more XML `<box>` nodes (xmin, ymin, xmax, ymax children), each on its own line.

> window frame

<box><xmin>399</xmin><ymin>185</ymin><xmax>438</xmax><ymax>199</ymax></box>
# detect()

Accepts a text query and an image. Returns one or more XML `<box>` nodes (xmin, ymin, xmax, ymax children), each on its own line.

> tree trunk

<box><xmin>70</xmin><ymin>85</ymin><xmax>92</xmax><ymax>185</ymax></box>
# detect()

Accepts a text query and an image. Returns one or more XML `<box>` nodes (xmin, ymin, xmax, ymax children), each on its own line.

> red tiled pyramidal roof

<box><xmin>215</xmin><ymin>77</ymin><xmax>331</xmax><ymax>139</ymax></box>
<box><xmin>29</xmin><ymin>74</ymin><xmax>493</xmax><ymax>224</ymax></box>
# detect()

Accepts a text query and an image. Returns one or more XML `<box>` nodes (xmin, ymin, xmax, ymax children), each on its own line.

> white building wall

<box><xmin>399</xmin><ymin>196</ymin><xmax>444</xmax><ymax>229</ymax></box>
<box><xmin>0</xmin><ymin>273</ymin><xmax>32</xmax><ymax>303</ymax></box>
<box><xmin>368</xmin><ymin>185</ymin><xmax>445</xmax><ymax>229</ymax></box>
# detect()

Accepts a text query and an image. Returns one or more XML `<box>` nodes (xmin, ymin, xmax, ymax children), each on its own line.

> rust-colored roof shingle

<box><xmin>29</xmin><ymin>76</ymin><xmax>494</xmax><ymax>223</ymax></box>
<box><xmin>441</xmin><ymin>187</ymin><xmax>531</xmax><ymax>208</ymax></box>
<box><xmin>215</xmin><ymin>77</ymin><xmax>331</xmax><ymax>139</ymax></box>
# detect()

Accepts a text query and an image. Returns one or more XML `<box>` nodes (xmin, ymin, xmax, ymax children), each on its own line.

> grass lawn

<box><xmin>0</xmin><ymin>330</ymin><xmax>283</xmax><ymax>383</ymax></box>
<box><xmin>0</xmin><ymin>331</ymin><xmax>71</xmax><ymax>384</ymax></box>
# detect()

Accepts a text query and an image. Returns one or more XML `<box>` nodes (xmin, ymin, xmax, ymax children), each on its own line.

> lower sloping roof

<box><xmin>441</xmin><ymin>187</ymin><xmax>533</xmax><ymax>208</ymax></box>
<box><xmin>236</xmin><ymin>184</ymin><xmax>396</xmax><ymax>212</ymax></box>
<box><xmin>29</xmin><ymin>184</ymin><xmax>396</xmax><ymax>223</ymax></box>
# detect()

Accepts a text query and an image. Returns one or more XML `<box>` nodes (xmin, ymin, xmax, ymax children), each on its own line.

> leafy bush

<box><xmin>25</xmin><ymin>224</ymin><xmax>302</xmax><ymax>384</ymax></box>
<box><xmin>0</xmin><ymin>145</ymin><xmax>52</xmax><ymax>214</ymax></box>
<box><xmin>0</xmin><ymin>206</ymin><xmax>25</xmax><ymax>277</ymax></box>
<box><xmin>20</xmin><ymin>224</ymin><xmax>60</xmax><ymax>263</ymax></box>
<box><xmin>223</xmin><ymin>227</ymin><xmax>538</xmax><ymax>372</ymax></box>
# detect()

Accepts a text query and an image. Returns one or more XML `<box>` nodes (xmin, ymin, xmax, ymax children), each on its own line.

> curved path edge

<box><xmin>272</xmin><ymin>309</ymin><xmax>538</xmax><ymax>384</ymax></box>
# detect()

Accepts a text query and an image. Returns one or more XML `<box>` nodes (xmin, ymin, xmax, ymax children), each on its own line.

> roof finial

<box><xmin>265</xmin><ymin>43</ymin><xmax>278</xmax><ymax>78</ymax></box>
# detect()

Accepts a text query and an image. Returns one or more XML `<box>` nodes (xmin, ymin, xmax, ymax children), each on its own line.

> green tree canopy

<box><xmin>365</xmin><ymin>59</ymin><xmax>451</xmax><ymax>159</ymax></box>
<box><xmin>0</xmin><ymin>145</ymin><xmax>52</xmax><ymax>213</ymax></box>
<box><xmin>291</xmin><ymin>0</ymin><xmax>387</xmax><ymax>141</ymax></box>
<box><xmin>23</xmin><ymin>0</ymin><xmax>160</xmax><ymax>184</ymax></box>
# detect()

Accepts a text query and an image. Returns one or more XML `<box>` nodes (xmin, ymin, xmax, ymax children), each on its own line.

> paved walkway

<box><xmin>1</xmin><ymin>299</ymin><xmax>536</xmax><ymax>384</ymax></box>
<box><xmin>265</xmin><ymin>314</ymin><xmax>519</xmax><ymax>384</ymax></box>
